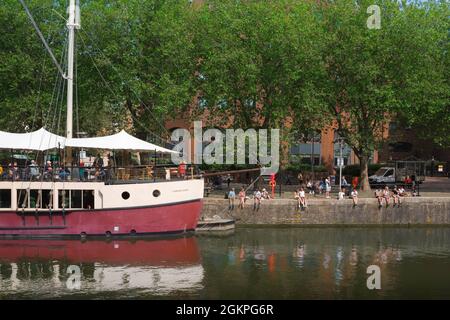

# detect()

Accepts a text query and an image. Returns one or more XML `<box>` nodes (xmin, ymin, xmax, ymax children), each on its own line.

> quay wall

<box><xmin>201</xmin><ymin>197</ymin><xmax>450</xmax><ymax>226</ymax></box>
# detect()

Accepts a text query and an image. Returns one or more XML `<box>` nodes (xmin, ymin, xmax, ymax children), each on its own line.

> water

<box><xmin>1</xmin><ymin>227</ymin><xmax>450</xmax><ymax>299</ymax></box>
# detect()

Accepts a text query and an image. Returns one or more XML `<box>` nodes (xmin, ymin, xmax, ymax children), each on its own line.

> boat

<box><xmin>0</xmin><ymin>0</ymin><xmax>203</xmax><ymax>238</ymax></box>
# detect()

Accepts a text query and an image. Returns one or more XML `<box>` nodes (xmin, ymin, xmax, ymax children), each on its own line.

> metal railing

<box><xmin>0</xmin><ymin>164</ymin><xmax>199</xmax><ymax>184</ymax></box>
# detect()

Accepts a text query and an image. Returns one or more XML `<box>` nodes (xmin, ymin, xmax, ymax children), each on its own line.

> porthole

<box><xmin>122</xmin><ymin>191</ymin><xmax>130</xmax><ymax>200</ymax></box>
<box><xmin>153</xmin><ymin>189</ymin><xmax>161</xmax><ymax>197</ymax></box>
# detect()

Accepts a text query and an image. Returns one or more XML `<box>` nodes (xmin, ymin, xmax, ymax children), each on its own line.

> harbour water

<box><xmin>1</xmin><ymin>227</ymin><xmax>450</xmax><ymax>299</ymax></box>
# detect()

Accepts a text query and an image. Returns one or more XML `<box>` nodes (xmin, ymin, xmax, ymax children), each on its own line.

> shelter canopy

<box><xmin>66</xmin><ymin>130</ymin><xmax>176</xmax><ymax>153</ymax></box>
<box><xmin>0</xmin><ymin>128</ymin><xmax>65</xmax><ymax>151</ymax></box>
<box><xmin>0</xmin><ymin>128</ymin><xmax>176</xmax><ymax>153</ymax></box>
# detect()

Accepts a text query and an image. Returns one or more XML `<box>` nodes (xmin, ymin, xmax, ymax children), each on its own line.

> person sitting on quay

<box><xmin>392</xmin><ymin>185</ymin><xmax>402</xmax><ymax>207</ymax></box>
<box><xmin>261</xmin><ymin>188</ymin><xmax>271</xmax><ymax>200</ymax></box>
<box><xmin>398</xmin><ymin>185</ymin><xmax>407</xmax><ymax>197</ymax></box>
<box><xmin>351</xmin><ymin>188</ymin><xmax>359</xmax><ymax>207</ymax></box>
<box><xmin>306</xmin><ymin>179</ymin><xmax>315</xmax><ymax>195</ymax></box>
<box><xmin>374</xmin><ymin>188</ymin><xmax>384</xmax><ymax>208</ymax></box>
<box><xmin>338</xmin><ymin>187</ymin><xmax>346</xmax><ymax>200</ymax></box>
<box><xmin>238</xmin><ymin>187</ymin><xmax>246</xmax><ymax>209</ymax></box>
<box><xmin>228</xmin><ymin>188</ymin><xmax>236</xmax><ymax>211</ymax></box>
<box><xmin>383</xmin><ymin>186</ymin><xmax>391</xmax><ymax>208</ymax></box>
<box><xmin>298</xmin><ymin>187</ymin><xmax>307</xmax><ymax>209</ymax></box>
<box><xmin>294</xmin><ymin>188</ymin><xmax>300</xmax><ymax>207</ymax></box>
<box><xmin>253</xmin><ymin>189</ymin><xmax>262</xmax><ymax>211</ymax></box>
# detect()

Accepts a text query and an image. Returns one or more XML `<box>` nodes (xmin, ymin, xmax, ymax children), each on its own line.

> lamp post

<box><xmin>338</xmin><ymin>138</ymin><xmax>344</xmax><ymax>192</ymax></box>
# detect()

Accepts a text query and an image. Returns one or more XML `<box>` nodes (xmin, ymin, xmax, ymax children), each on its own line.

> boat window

<box><xmin>30</xmin><ymin>190</ymin><xmax>52</xmax><ymax>208</ymax></box>
<box><xmin>122</xmin><ymin>191</ymin><xmax>130</xmax><ymax>200</ymax></box>
<box><xmin>58</xmin><ymin>190</ymin><xmax>70</xmax><ymax>209</ymax></box>
<box><xmin>58</xmin><ymin>190</ymin><xmax>94</xmax><ymax>209</ymax></box>
<box><xmin>17</xmin><ymin>189</ymin><xmax>29</xmax><ymax>208</ymax></box>
<box><xmin>83</xmin><ymin>190</ymin><xmax>95</xmax><ymax>209</ymax></box>
<box><xmin>17</xmin><ymin>189</ymin><xmax>52</xmax><ymax>209</ymax></box>
<box><xmin>0</xmin><ymin>189</ymin><xmax>11</xmax><ymax>208</ymax></box>
<box><xmin>71</xmin><ymin>190</ymin><xmax>82</xmax><ymax>208</ymax></box>
<box><xmin>153</xmin><ymin>190</ymin><xmax>161</xmax><ymax>197</ymax></box>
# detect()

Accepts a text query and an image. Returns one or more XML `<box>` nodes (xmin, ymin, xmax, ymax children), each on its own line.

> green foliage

<box><xmin>0</xmin><ymin>0</ymin><xmax>448</xmax><ymax>173</ymax></box>
<box><xmin>317</xmin><ymin>0</ymin><xmax>449</xmax><ymax>188</ymax></box>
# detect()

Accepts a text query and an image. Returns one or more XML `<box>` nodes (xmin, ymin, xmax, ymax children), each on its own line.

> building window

<box><xmin>388</xmin><ymin>142</ymin><xmax>413</xmax><ymax>153</ymax></box>
<box><xmin>290</xmin><ymin>142</ymin><xmax>321</xmax><ymax>165</ymax></box>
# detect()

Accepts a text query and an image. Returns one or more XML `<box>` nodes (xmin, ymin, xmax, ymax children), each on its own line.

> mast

<box><xmin>66</xmin><ymin>0</ymin><xmax>80</xmax><ymax>139</ymax></box>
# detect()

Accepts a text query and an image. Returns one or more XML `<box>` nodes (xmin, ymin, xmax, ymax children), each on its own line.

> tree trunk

<box><xmin>359</xmin><ymin>155</ymin><xmax>371</xmax><ymax>191</ymax></box>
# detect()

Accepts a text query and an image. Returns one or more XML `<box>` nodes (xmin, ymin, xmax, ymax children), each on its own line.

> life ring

<box><xmin>269</xmin><ymin>180</ymin><xmax>276</xmax><ymax>187</ymax></box>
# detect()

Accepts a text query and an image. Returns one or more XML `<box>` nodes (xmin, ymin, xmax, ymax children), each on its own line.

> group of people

<box><xmin>338</xmin><ymin>187</ymin><xmax>359</xmax><ymax>207</ymax></box>
<box><xmin>0</xmin><ymin>162</ymin><xmax>20</xmax><ymax>180</ymax></box>
<box><xmin>0</xmin><ymin>160</ymin><xmax>67</xmax><ymax>181</ymax></box>
<box><xmin>0</xmin><ymin>153</ymin><xmax>112</xmax><ymax>182</ymax></box>
<box><xmin>228</xmin><ymin>186</ymin><xmax>271</xmax><ymax>211</ymax></box>
<box><xmin>374</xmin><ymin>185</ymin><xmax>406</xmax><ymax>208</ymax></box>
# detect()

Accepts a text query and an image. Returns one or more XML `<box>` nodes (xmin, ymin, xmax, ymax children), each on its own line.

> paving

<box><xmin>207</xmin><ymin>176</ymin><xmax>450</xmax><ymax>199</ymax></box>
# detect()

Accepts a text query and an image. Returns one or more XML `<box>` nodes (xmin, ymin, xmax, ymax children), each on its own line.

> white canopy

<box><xmin>0</xmin><ymin>128</ymin><xmax>66</xmax><ymax>151</ymax></box>
<box><xmin>66</xmin><ymin>130</ymin><xmax>177</xmax><ymax>153</ymax></box>
<box><xmin>0</xmin><ymin>128</ymin><xmax>176</xmax><ymax>153</ymax></box>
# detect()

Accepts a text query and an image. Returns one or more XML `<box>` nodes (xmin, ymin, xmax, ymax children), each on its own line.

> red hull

<box><xmin>0</xmin><ymin>199</ymin><xmax>202</xmax><ymax>238</ymax></box>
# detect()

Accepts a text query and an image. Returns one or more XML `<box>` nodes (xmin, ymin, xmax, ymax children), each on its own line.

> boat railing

<box><xmin>0</xmin><ymin>163</ymin><xmax>201</xmax><ymax>183</ymax></box>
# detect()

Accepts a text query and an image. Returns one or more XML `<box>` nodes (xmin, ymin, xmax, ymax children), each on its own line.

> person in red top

<box><xmin>178</xmin><ymin>161</ymin><xmax>186</xmax><ymax>178</ymax></box>
<box><xmin>238</xmin><ymin>187</ymin><xmax>246</xmax><ymax>209</ymax></box>
<box><xmin>352</xmin><ymin>176</ymin><xmax>359</xmax><ymax>189</ymax></box>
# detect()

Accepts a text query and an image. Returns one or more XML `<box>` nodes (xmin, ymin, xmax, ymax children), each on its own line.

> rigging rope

<box><xmin>78</xmin><ymin>29</ymin><xmax>176</xmax><ymax>147</ymax></box>
<box><xmin>18</xmin><ymin>0</ymin><xmax>66</xmax><ymax>79</ymax></box>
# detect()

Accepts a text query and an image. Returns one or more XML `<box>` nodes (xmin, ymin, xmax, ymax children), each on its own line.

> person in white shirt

<box><xmin>261</xmin><ymin>188</ymin><xmax>271</xmax><ymax>199</ymax></box>
<box><xmin>306</xmin><ymin>180</ymin><xmax>314</xmax><ymax>195</ymax></box>
<box><xmin>253</xmin><ymin>190</ymin><xmax>262</xmax><ymax>211</ymax></box>
<box><xmin>383</xmin><ymin>186</ymin><xmax>391</xmax><ymax>207</ymax></box>
<box><xmin>298</xmin><ymin>187</ymin><xmax>307</xmax><ymax>208</ymax></box>
<box><xmin>338</xmin><ymin>188</ymin><xmax>345</xmax><ymax>200</ymax></box>
<box><xmin>351</xmin><ymin>189</ymin><xmax>358</xmax><ymax>207</ymax></box>
<box><xmin>294</xmin><ymin>189</ymin><xmax>300</xmax><ymax>208</ymax></box>
<box><xmin>325</xmin><ymin>177</ymin><xmax>331</xmax><ymax>199</ymax></box>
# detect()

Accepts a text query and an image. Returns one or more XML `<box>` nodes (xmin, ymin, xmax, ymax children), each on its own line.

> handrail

<box><xmin>0</xmin><ymin>163</ymin><xmax>200</xmax><ymax>183</ymax></box>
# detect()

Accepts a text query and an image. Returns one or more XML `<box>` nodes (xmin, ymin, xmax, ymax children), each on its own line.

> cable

<box><xmin>79</xmin><ymin>29</ymin><xmax>175</xmax><ymax>144</ymax></box>
<box><xmin>77</xmin><ymin>32</ymin><xmax>176</xmax><ymax>147</ymax></box>
<box><xmin>18</xmin><ymin>0</ymin><xmax>66</xmax><ymax>79</ymax></box>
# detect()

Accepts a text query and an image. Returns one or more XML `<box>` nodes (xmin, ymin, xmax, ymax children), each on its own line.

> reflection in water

<box><xmin>1</xmin><ymin>228</ymin><xmax>450</xmax><ymax>299</ymax></box>
<box><xmin>0</xmin><ymin>237</ymin><xmax>203</xmax><ymax>298</ymax></box>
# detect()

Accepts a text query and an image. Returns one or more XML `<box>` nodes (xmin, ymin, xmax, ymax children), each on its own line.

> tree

<box><xmin>318</xmin><ymin>0</ymin><xmax>449</xmax><ymax>190</ymax></box>
<box><xmin>0</xmin><ymin>0</ymin><xmax>198</xmax><ymax>142</ymax></box>
<box><xmin>173</xmin><ymin>0</ymin><xmax>329</xmax><ymax>167</ymax></box>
